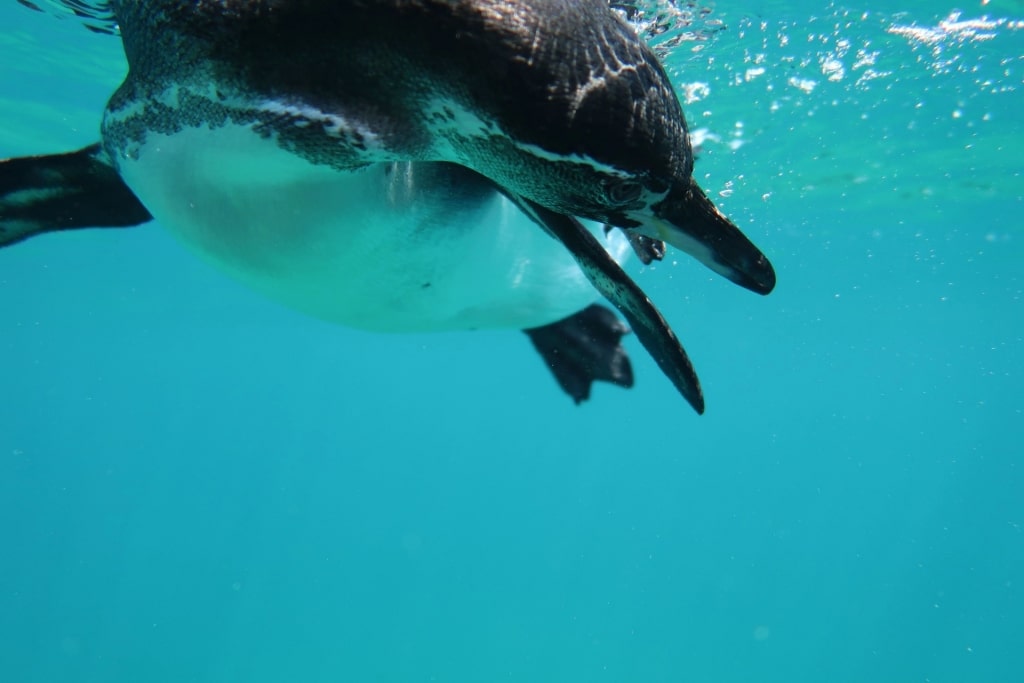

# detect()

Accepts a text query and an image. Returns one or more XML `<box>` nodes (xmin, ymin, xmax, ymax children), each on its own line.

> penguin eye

<box><xmin>604</xmin><ymin>180</ymin><xmax>643</xmax><ymax>206</ymax></box>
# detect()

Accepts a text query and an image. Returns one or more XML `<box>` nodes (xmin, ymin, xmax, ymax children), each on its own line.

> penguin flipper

<box><xmin>524</xmin><ymin>304</ymin><xmax>634</xmax><ymax>404</ymax></box>
<box><xmin>0</xmin><ymin>143</ymin><xmax>152</xmax><ymax>248</ymax></box>
<box><xmin>517</xmin><ymin>197</ymin><xmax>705</xmax><ymax>415</ymax></box>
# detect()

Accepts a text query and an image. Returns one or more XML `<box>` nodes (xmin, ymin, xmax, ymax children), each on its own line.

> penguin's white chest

<box><xmin>113</xmin><ymin>122</ymin><xmax>628</xmax><ymax>332</ymax></box>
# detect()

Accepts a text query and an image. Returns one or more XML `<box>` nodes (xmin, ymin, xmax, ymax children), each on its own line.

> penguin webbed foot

<box><xmin>525</xmin><ymin>304</ymin><xmax>634</xmax><ymax>404</ymax></box>
<box><xmin>0</xmin><ymin>143</ymin><xmax>151</xmax><ymax>247</ymax></box>
<box><xmin>604</xmin><ymin>224</ymin><xmax>665</xmax><ymax>265</ymax></box>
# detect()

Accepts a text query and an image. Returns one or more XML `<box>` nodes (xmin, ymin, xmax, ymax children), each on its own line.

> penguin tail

<box><xmin>0</xmin><ymin>143</ymin><xmax>151</xmax><ymax>248</ymax></box>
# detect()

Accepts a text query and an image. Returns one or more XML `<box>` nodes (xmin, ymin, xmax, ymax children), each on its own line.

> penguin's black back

<box><xmin>108</xmin><ymin>0</ymin><xmax>691</xmax><ymax>178</ymax></box>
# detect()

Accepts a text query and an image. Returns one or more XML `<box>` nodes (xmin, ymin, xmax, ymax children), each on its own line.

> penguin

<box><xmin>0</xmin><ymin>0</ymin><xmax>776</xmax><ymax>413</ymax></box>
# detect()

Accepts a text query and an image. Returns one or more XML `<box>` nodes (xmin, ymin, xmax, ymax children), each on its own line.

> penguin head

<box><xmin>465</xmin><ymin>10</ymin><xmax>777</xmax><ymax>297</ymax></box>
<box><xmin>500</xmin><ymin>134</ymin><xmax>776</xmax><ymax>297</ymax></box>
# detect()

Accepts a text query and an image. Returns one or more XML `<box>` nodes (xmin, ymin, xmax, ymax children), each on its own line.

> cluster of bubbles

<box><xmin>609</xmin><ymin>0</ymin><xmax>726</xmax><ymax>56</ymax></box>
<box><xmin>635</xmin><ymin>3</ymin><xmax>1023</xmax><ymax>209</ymax></box>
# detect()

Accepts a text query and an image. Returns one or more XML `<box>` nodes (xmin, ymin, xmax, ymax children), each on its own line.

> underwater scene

<box><xmin>1</xmin><ymin>1</ymin><xmax>1021</xmax><ymax>681</ymax></box>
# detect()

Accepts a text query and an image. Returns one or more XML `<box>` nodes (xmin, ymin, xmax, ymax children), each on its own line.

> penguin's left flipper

<box><xmin>525</xmin><ymin>304</ymin><xmax>634</xmax><ymax>404</ymax></box>
<box><xmin>0</xmin><ymin>143</ymin><xmax>152</xmax><ymax>247</ymax></box>
<box><xmin>517</xmin><ymin>197</ymin><xmax>705</xmax><ymax>415</ymax></box>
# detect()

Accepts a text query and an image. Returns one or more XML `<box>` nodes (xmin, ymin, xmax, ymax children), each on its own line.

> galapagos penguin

<box><xmin>0</xmin><ymin>0</ymin><xmax>776</xmax><ymax>413</ymax></box>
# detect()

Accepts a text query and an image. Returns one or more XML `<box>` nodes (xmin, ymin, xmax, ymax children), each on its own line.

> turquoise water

<box><xmin>1</xmin><ymin>2</ymin><xmax>1022</xmax><ymax>681</ymax></box>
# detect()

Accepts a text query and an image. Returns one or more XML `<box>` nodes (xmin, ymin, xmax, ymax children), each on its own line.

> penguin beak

<box><xmin>644</xmin><ymin>178</ymin><xmax>776</xmax><ymax>295</ymax></box>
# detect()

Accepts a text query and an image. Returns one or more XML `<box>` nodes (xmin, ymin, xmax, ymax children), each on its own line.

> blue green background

<box><xmin>1</xmin><ymin>2</ymin><xmax>1021</xmax><ymax>681</ymax></box>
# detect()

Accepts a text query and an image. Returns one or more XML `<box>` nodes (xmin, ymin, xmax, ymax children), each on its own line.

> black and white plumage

<box><xmin>1</xmin><ymin>0</ymin><xmax>776</xmax><ymax>413</ymax></box>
